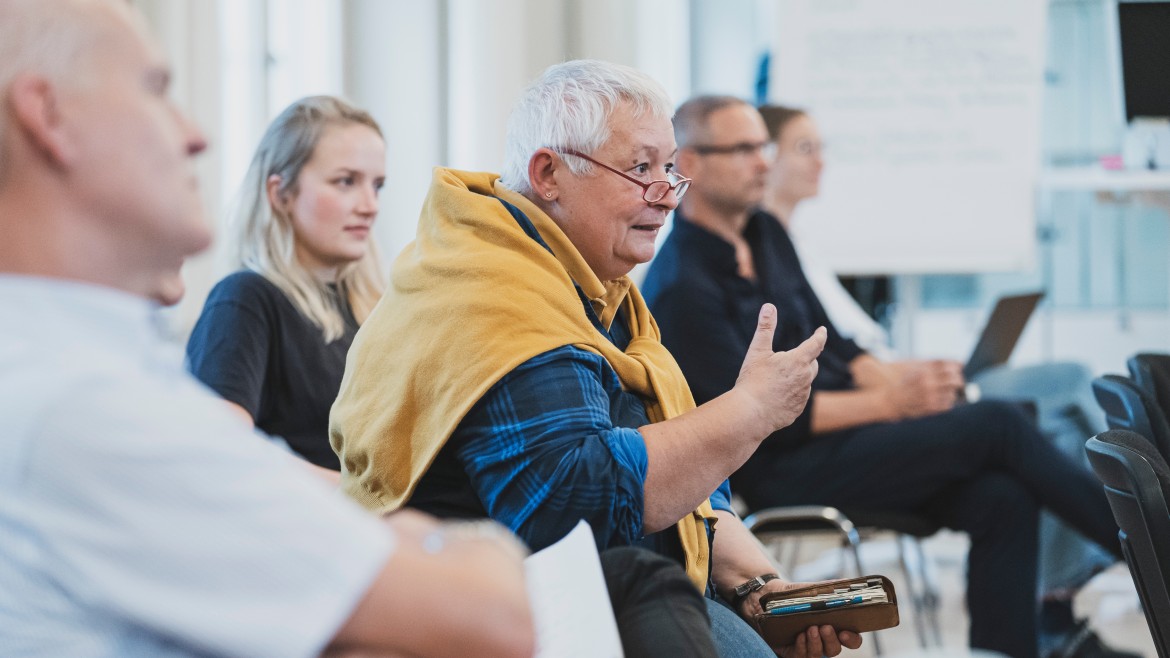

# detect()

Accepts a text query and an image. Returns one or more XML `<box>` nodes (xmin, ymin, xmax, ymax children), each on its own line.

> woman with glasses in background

<box><xmin>187</xmin><ymin>96</ymin><xmax>386</xmax><ymax>476</ymax></box>
<box><xmin>758</xmin><ymin>104</ymin><xmax>1126</xmax><ymax>658</ymax></box>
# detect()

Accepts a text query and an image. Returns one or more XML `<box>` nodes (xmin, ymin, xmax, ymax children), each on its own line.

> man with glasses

<box><xmin>642</xmin><ymin>95</ymin><xmax>1126</xmax><ymax>658</ymax></box>
<box><xmin>331</xmin><ymin>61</ymin><xmax>859</xmax><ymax>657</ymax></box>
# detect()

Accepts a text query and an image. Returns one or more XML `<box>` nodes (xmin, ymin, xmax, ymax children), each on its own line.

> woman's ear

<box><xmin>266</xmin><ymin>174</ymin><xmax>287</xmax><ymax>212</ymax></box>
<box><xmin>527</xmin><ymin>148</ymin><xmax>560</xmax><ymax>202</ymax></box>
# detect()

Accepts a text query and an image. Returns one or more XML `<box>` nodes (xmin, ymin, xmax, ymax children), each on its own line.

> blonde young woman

<box><xmin>187</xmin><ymin>96</ymin><xmax>385</xmax><ymax>471</ymax></box>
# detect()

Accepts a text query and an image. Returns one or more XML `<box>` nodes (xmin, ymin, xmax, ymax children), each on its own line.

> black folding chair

<box><xmin>1085</xmin><ymin>430</ymin><xmax>1170</xmax><ymax>658</ymax></box>
<box><xmin>1129</xmin><ymin>353</ymin><xmax>1170</xmax><ymax>419</ymax></box>
<box><xmin>1092</xmin><ymin>374</ymin><xmax>1170</xmax><ymax>460</ymax></box>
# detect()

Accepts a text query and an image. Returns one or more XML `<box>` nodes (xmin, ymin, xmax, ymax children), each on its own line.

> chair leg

<box><xmin>909</xmin><ymin>536</ymin><xmax>943</xmax><ymax>646</ymax></box>
<box><xmin>845</xmin><ymin>533</ymin><xmax>865</xmax><ymax>577</ymax></box>
<box><xmin>841</xmin><ymin>532</ymin><xmax>884</xmax><ymax>656</ymax></box>
<box><xmin>895</xmin><ymin>534</ymin><xmax>943</xmax><ymax>648</ymax></box>
<box><xmin>897</xmin><ymin>535</ymin><xmax>931</xmax><ymax>648</ymax></box>
<box><xmin>780</xmin><ymin>536</ymin><xmax>803</xmax><ymax>578</ymax></box>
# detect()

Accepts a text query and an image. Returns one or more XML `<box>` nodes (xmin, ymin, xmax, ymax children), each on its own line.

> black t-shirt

<box><xmin>186</xmin><ymin>270</ymin><xmax>358</xmax><ymax>469</ymax></box>
<box><xmin>642</xmin><ymin>209</ymin><xmax>866</xmax><ymax>454</ymax></box>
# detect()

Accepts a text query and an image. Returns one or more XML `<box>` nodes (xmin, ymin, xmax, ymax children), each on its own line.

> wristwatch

<box><xmin>731</xmin><ymin>573</ymin><xmax>780</xmax><ymax>608</ymax></box>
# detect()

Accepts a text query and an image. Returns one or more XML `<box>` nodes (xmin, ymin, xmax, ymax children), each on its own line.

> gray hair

<box><xmin>499</xmin><ymin>59</ymin><xmax>674</xmax><ymax>196</ymax></box>
<box><xmin>673</xmin><ymin>95</ymin><xmax>751</xmax><ymax>149</ymax></box>
<box><xmin>0</xmin><ymin>0</ymin><xmax>120</xmax><ymax>181</ymax></box>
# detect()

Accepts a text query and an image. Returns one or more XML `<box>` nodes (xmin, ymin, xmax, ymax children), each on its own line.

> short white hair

<box><xmin>499</xmin><ymin>59</ymin><xmax>675</xmax><ymax>195</ymax></box>
<box><xmin>0</xmin><ymin>0</ymin><xmax>119</xmax><ymax>181</ymax></box>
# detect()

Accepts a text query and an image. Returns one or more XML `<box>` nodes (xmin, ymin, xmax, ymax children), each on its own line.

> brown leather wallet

<box><xmin>751</xmin><ymin>575</ymin><xmax>900</xmax><ymax>648</ymax></box>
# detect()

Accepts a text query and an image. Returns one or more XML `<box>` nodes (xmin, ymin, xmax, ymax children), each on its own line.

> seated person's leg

<box><xmin>736</xmin><ymin>401</ymin><xmax>1035</xmax><ymax>514</ymax></box>
<box><xmin>948</xmin><ymin>401</ymin><xmax>1121</xmax><ymax>560</ymax></box>
<box><xmin>972</xmin><ymin>362</ymin><xmax>1105</xmax><ymax>437</ymax></box>
<box><xmin>972</xmin><ymin>365</ymin><xmax>1124</xmax><ymax>655</ymax></box>
<box><xmin>972</xmin><ymin>364</ymin><xmax>1115</xmax><ymax>593</ymax></box>
<box><xmin>925</xmin><ymin>472</ymin><xmax>1041</xmax><ymax>658</ymax></box>
<box><xmin>743</xmin><ymin>401</ymin><xmax>1118</xmax><ymax>559</ymax></box>
<box><xmin>735</xmin><ymin>399</ymin><xmax>1118</xmax><ymax>658</ymax></box>
<box><xmin>600</xmin><ymin>547</ymin><xmax>719</xmax><ymax>658</ymax></box>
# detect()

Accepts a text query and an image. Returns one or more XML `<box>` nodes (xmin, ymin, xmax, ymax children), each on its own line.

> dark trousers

<box><xmin>735</xmin><ymin>400</ymin><xmax>1122</xmax><ymax>658</ymax></box>
<box><xmin>600</xmin><ymin>547</ymin><xmax>719</xmax><ymax>658</ymax></box>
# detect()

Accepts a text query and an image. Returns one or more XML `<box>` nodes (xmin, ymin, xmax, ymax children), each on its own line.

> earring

<box><xmin>546</xmin><ymin>192</ymin><xmax>553</xmax><ymax>198</ymax></box>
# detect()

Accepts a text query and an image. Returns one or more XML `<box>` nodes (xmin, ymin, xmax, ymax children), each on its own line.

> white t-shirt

<box><xmin>0</xmin><ymin>276</ymin><xmax>394</xmax><ymax>658</ymax></box>
<box><xmin>790</xmin><ymin>221</ymin><xmax>896</xmax><ymax>360</ymax></box>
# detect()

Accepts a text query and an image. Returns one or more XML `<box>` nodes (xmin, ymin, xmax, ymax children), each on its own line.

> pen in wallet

<box><xmin>767</xmin><ymin>595</ymin><xmax>864</xmax><ymax>615</ymax></box>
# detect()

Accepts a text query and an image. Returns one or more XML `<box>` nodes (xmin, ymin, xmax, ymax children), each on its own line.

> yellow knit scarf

<box><xmin>330</xmin><ymin>167</ymin><xmax>716</xmax><ymax>590</ymax></box>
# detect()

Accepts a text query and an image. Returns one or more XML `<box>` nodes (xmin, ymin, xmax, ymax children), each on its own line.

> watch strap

<box><xmin>731</xmin><ymin>573</ymin><xmax>780</xmax><ymax>608</ymax></box>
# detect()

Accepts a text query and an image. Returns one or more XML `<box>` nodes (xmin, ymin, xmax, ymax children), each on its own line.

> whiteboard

<box><xmin>771</xmin><ymin>0</ymin><xmax>1048</xmax><ymax>274</ymax></box>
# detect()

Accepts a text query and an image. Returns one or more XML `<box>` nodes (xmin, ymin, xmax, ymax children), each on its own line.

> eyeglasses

<box><xmin>560</xmin><ymin>149</ymin><xmax>691</xmax><ymax>203</ymax></box>
<box><xmin>689</xmin><ymin>141</ymin><xmax>778</xmax><ymax>160</ymax></box>
<box><xmin>792</xmin><ymin>139</ymin><xmax>825</xmax><ymax>157</ymax></box>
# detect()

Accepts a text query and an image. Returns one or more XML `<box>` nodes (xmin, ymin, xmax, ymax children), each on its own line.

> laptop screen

<box><xmin>963</xmin><ymin>292</ymin><xmax>1045</xmax><ymax>380</ymax></box>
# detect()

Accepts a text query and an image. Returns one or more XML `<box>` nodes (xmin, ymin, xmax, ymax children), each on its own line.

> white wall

<box><xmin>343</xmin><ymin>0</ymin><xmax>446</xmax><ymax>266</ymax></box>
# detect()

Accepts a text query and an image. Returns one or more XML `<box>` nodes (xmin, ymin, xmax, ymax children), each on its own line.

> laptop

<box><xmin>962</xmin><ymin>291</ymin><xmax>1045</xmax><ymax>380</ymax></box>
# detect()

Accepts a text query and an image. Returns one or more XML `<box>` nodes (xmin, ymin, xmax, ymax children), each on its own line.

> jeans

<box><xmin>706</xmin><ymin>598</ymin><xmax>774</xmax><ymax>657</ymax></box>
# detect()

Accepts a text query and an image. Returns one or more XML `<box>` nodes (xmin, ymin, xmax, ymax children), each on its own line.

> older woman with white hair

<box><xmin>331</xmin><ymin>60</ymin><xmax>853</xmax><ymax>657</ymax></box>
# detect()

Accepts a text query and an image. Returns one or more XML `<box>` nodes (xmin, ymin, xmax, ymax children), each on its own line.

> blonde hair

<box><xmin>233</xmin><ymin>95</ymin><xmax>385</xmax><ymax>342</ymax></box>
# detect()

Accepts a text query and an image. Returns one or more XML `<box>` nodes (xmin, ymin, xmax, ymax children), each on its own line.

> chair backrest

<box><xmin>1092</xmin><ymin>374</ymin><xmax>1170</xmax><ymax>460</ymax></box>
<box><xmin>1129</xmin><ymin>353</ymin><xmax>1170</xmax><ymax>418</ymax></box>
<box><xmin>1085</xmin><ymin>429</ymin><xmax>1170</xmax><ymax>658</ymax></box>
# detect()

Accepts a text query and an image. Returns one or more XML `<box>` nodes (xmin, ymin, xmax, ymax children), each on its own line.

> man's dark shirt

<box><xmin>642</xmin><ymin>209</ymin><xmax>866</xmax><ymax>456</ymax></box>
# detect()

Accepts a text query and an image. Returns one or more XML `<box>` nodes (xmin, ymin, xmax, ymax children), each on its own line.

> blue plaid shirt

<box><xmin>409</xmin><ymin>336</ymin><xmax>734</xmax><ymax>558</ymax></box>
<box><xmin>407</xmin><ymin>198</ymin><xmax>732</xmax><ymax>567</ymax></box>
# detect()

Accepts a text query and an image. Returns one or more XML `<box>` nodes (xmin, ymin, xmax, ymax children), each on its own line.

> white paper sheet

<box><xmin>524</xmin><ymin>521</ymin><xmax>624</xmax><ymax>658</ymax></box>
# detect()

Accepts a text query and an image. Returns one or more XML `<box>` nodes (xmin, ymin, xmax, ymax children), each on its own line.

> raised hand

<box><xmin>734</xmin><ymin>304</ymin><xmax>827</xmax><ymax>432</ymax></box>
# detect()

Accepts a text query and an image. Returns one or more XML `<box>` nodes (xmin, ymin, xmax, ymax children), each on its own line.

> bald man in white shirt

<box><xmin>0</xmin><ymin>1</ymin><xmax>533</xmax><ymax>656</ymax></box>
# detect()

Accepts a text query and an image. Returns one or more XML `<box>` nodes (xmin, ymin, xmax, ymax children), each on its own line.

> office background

<box><xmin>129</xmin><ymin>0</ymin><xmax>1170</xmax><ymax>375</ymax></box>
